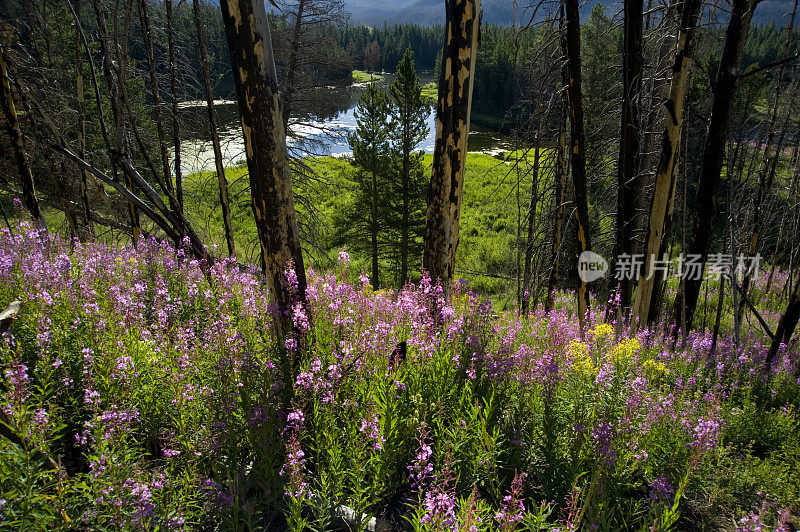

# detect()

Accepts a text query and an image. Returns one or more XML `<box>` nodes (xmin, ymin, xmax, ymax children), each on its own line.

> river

<box><xmin>177</xmin><ymin>71</ymin><xmax>516</xmax><ymax>174</ymax></box>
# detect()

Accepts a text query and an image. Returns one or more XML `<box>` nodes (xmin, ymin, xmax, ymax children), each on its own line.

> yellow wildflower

<box><xmin>643</xmin><ymin>359</ymin><xmax>669</xmax><ymax>379</ymax></box>
<box><xmin>591</xmin><ymin>323</ymin><xmax>614</xmax><ymax>342</ymax></box>
<box><xmin>567</xmin><ymin>340</ymin><xmax>596</xmax><ymax>377</ymax></box>
<box><xmin>610</xmin><ymin>338</ymin><xmax>641</xmax><ymax>364</ymax></box>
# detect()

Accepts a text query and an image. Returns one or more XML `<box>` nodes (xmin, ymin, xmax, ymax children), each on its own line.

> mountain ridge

<box><xmin>343</xmin><ymin>0</ymin><xmax>796</xmax><ymax>26</ymax></box>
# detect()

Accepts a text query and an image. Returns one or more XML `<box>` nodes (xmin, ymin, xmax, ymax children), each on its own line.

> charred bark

<box><xmin>737</xmin><ymin>0</ymin><xmax>798</xmax><ymax>322</ymax></box>
<box><xmin>138</xmin><ymin>0</ymin><xmax>175</xmax><ymax>198</ymax></box>
<box><xmin>673</xmin><ymin>0</ymin><xmax>758</xmax><ymax>331</ymax></box>
<box><xmin>75</xmin><ymin>0</ymin><xmax>93</xmax><ymax>238</ymax></box>
<box><xmin>562</xmin><ymin>0</ymin><xmax>593</xmax><ymax>330</ymax></box>
<box><xmin>422</xmin><ymin>0</ymin><xmax>481</xmax><ymax>290</ymax></box>
<box><xmin>220</xmin><ymin>0</ymin><xmax>309</xmax><ymax>336</ymax></box>
<box><xmin>91</xmin><ymin>0</ymin><xmax>140</xmax><ymax>243</ymax></box>
<box><xmin>166</xmin><ymin>0</ymin><xmax>183</xmax><ymax>212</ymax></box>
<box><xmin>546</xmin><ymin>33</ymin><xmax>570</xmax><ymax>314</ymax></box>
<box><xmin>767</xmin><ymin>274</ymin><xmax>800</xmax><ymax>370</ymax></box>
<box><xmin>282</xmin><ymin>0</ymin><xmax>306</xmax><ymax>126</ymax></box>
<box><xmin>614</xmin><ymin>0</ymin><xmax>644</xmax><ymax>315</ymax></box>
<box><xmin>632</xmin><ymin>0</ymin><xmax>701</xmax><ymax>327</ymax></box>
<box><xmin>194</xmin><ymin>0</ymin><xmax>236</xmax><ymax>257</ymax></box>
<box><xmin>0</xmin><ymin>46</ymin><xmax>46</xmax><ymax>232</ymax></box>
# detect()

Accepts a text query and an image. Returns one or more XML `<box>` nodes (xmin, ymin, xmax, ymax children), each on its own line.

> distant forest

<box><xmin>4</xmin><ymin>0</ymin><xmax>793</xmax><ymax>128</ymax></box>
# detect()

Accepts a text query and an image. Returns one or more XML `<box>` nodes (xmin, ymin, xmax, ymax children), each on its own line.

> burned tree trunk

<box><xmin>0</xmin><ymin>45</ymin><xmax>46</xmax><ymax>232</ymax></box>
<box><xmin>737</xmin><ymin>0</ymin><xmax>798</xmax><ymax>322</ymax></box>
<box><xmin>562</xmin><ymin>0</ymin><xmax>593</xmax><ymax>330</ymax></box>
<box><xmin>521</xmin><ymin>141</ymin><xmax>540</xmax><ymax>316</ymax></box>
<box><xmin>283</xmin><ymin>0</ymin><xmax>306</xmax><ymax>126</ymax></box>
<box><xmin>91</xmin><ymin>0</ymin><xmax>140</xmax><ymax>243</ymax></box>
<box><xmin>194</xmin><ymin>0</ymin><xmax>236</xmax><ymax>257</ymax></box>
<box><xmin>632</xmin><ymin>0</ymin><xmax>701</xmax><ymax>327</ymax></box>
<box><xmin>166</xmin><ymin>0</ymin><xmax>183</xmax><ymax>212</ymax></box>
<box><xmin>545</xmin><ymin>33</ymin><xmax>570</xmax><ymax>314</ymax></box>
<box><xmin>138</xmin><ymin>0</ymin><xmax>175</xmax><ymax>197</ymax></box>
<box><xmin>219</xmin><ymin>0</ymin><xmax>309</xmax><ymax>332</ymax></box>
<box><xmin>75</xmin><ymin>0</ymin><xmax>93</xmax><ymax>238</ymax></box>
<box><xmin>614</xmin><ymin>0</ymin><xmax>644</xmax><ymax>315</ymax></box>
<box><xmin>422</xmin><ymin>0</ymin><xmax>481</xmax><ymax>290</ymax></box>
<box><xmin>673</xmin><ymin>0</ymin><xmax>758</xmax><ymax>331</ymax></box>
<box><xmin>766</xmin><ymin>273</ymin><xmax>800</xmax><ymax>370</ymax></box>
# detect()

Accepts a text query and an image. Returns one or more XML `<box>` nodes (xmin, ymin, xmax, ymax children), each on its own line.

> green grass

<box><xmin>352</xmin><ymin>70</ymin><xmax>383</xmax><ymax>83</ymax></box>
<box><xmin>421</xmin><ymin>81</ymin><xmax>437</xmax><ymax>100</ymax></box>
<box><xmin>183</xmin><ymin>150</ymin><xmax>551</xmax><ymax>307</ymax></box>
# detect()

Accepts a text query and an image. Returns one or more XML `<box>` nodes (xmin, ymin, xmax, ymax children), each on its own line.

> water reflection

<box><xmin>178</xmin><ymin>71</ymin><xmax>516</xmax><ymax>174</ymax></box>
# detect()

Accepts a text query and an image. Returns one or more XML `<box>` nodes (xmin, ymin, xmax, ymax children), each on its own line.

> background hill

<box><xmin>344</xmin><ymin>0</ymin><xmax>796</xmax><ymax>26</ymax></box>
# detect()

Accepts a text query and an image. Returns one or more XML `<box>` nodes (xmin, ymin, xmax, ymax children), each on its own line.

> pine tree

<box><xmin>389</xmin><ymin>47</ymin><xmax>430</xmax><ymax>286</ymax></box>
<box><xmin>335</xmin><ymin>83</ymin><xmax>394</xmax><ymax>286</ymax></box>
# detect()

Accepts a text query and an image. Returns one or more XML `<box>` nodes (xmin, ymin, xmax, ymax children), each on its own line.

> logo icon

<box><xmin>578</xmin><ymin>251</ymin><xmax>608</xmax><ymax>283</ymax></box>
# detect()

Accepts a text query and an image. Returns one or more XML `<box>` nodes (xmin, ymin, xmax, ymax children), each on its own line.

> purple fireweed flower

<box><xmin>4</xmin><ymin>362</ymin><xmax>29</xmax><ymax>403</ymax></box>
<box><xmin>408</xmin><ymin>430</ymin><xmax>434</xmax><ymax>492</ymax></box>
<box><xmin>689</xmin><ymin>417</ymin><xmax>722</xmax><ymax>453</ymax></box>
<box><xmin>338</xmin><ymin>249</ymin><xmax>350</xmax><ymax>267</ymax></box>
<box><xmin>280</xmin><ymin>432</ymin><xmax>309</xmax><ymax>499</ymax></box>
<box><xmin>420</xmin><ymin>487</ymin><xmax>457</xmax><ymax>528</ymax></box>
<box><xmin>591</xmin><ymin>421</ymin><xmax>616</xmax><ymax>467</ymax></box>
<box><xmin>359</xmin><ymin>415</ymin><xmax>385</xmax><ymax>451</ymax></box>
<box><xmin>649</xmin><ymin>476</ymin><xmax>674</xmax><ymax>504</ymax></box>
<box><xmin>495</xmin><ymin>471</ymin><xmax>526</xmax><ymax>531</ymax></box>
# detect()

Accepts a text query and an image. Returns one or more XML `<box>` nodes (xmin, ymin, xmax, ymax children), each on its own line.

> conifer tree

<box><xmin>389</xmin><ymin>47</ymin><xmax>430</xmax><ymax>286</ymax></box>
<box><xmin>335</xmin><ymin>83</ymin><xmax>393</xmax><ymax>286</ymax></box>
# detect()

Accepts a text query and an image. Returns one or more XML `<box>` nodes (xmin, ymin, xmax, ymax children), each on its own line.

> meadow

<box><xmin>1</xmin><ymin>214</ymin><xmax>798</xmax><ymax>531</ymax></box>
<box><xmin>183</xmin><ymin>152</ymin><xmax>537</xmax><ymax>303</ymax></box>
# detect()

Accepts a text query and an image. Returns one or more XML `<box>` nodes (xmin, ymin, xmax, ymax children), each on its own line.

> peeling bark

<box><xmin>220</xmin><ymin>0</ymin><xmax>309</xmax><ymax>337</ymax></box>
<box><xmin>632</xmin><ymin>0</ymin><xmax>701</xmax><ymax>328</ymax></box>
<box><xmin>673</xmin><ymin>0</ymin><xmax>758</xmax><ymax>331</ymax></box>
<box><xmin>422</xmin><ymin>0</ymin><xmax>481</xmax><ymax>290</ymax></box>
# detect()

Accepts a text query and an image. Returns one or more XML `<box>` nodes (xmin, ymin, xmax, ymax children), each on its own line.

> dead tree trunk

<box><xmin>194</xmin><ymin>0</ymin><xmax>236</xmax><ymax>257</ymax></box>
<box><xmin>766</xmin><ymin>272</ymin><xmax>800</xmax><ymax>370</ymax></box>
<box><xmin>91</xmin><ymin>0</ymin><xmax>140</xmax><ymax>243</ymax></box>
<box><xmin>562</xmin><ymin>0</ymin><xmax>593</xmax><ymax>330</ymax></box>
<box><xmin>75</xmin><ymin>0</ymin><xmax>93</xmax><ymax>238</ymax></box>
<box><xmin>737</xmin><ymin>0</ymin><xmax>798</xmax><ymax>321</ymax></box>
<box><xmin>138</xmin><ymin>0</ymin><xmax>175</xmax><ymax>197</ymax></box>
<box><xmin>545</xmin><ymin>37</ymin><xmax>570</xmax><ymax>314</ymax></box>
<box><xmin>614</xmin><ymin>0</ymin><xmax>644</xmax><ymax>315</ymax></box>
<box><xmin>672</xmin><ymin>0</ymin><xmax>758</xmax><ymax>331</ymax></box>
<box><xmin>283</xmin><ymin>0</ymin><xmax>306</xmax><ymax>126</ymax></box>
<box><xmin>219</xmin><ymin>0</ymin><xmax>309</xmax><ymax>335</ymax></box>
<box><xmin>166</xmin><ymin>0</ymin><xmax>183</xmax><ymax>212</ymax></box>
<box><xmin>0</xmin><ymin>45</ymin><xmax>47</xmax><ymax>232</ymax></box>
<box><xmin>422</xmin><ymin>0</ymin><xmax>481</xmax><ymax>290</ymax></box>
<box><xmin>632</xmin><ymin>0</ymin><xmax>701</xmax><ymax>327</ymax></box>
<box><xmin>521</xmin><ymin>140</ymin><xmax>540</xmax><ymax>316</ymax></box>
